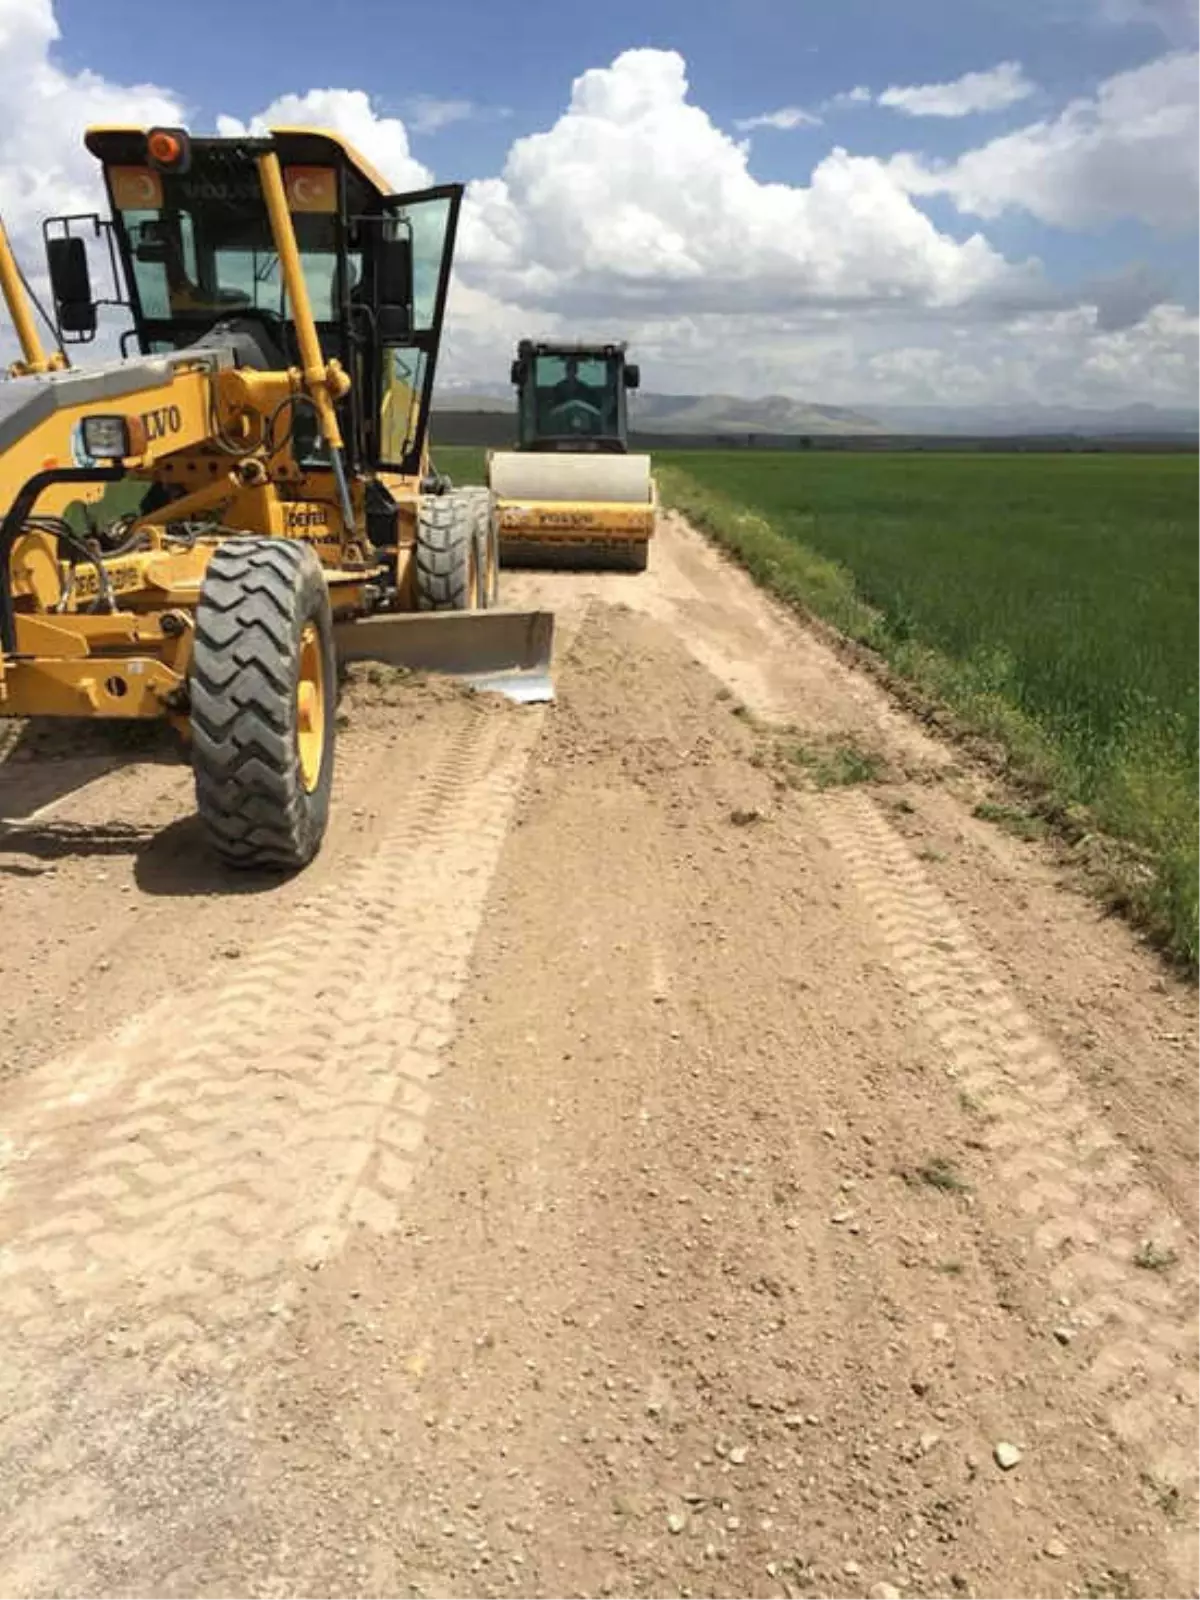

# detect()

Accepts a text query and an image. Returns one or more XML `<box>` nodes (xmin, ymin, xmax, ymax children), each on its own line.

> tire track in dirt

<box><xmin>0</xmin><ymin>686</ymin><xmax>549</xmax><ymax>1594</ymax></box>
<box><xmin>817</xmin><ymin>788</ymin><xmax>1199</xmax><ymax>1591</ymax></box>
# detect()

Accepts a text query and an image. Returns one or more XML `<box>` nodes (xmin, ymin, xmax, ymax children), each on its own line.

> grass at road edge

<box><xmin>655</xmin><ymin>461</ymin><xmax>1197</xmax><ymax>974</ymax></box>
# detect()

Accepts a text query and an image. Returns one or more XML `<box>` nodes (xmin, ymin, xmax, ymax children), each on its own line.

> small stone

<box><xmin>729</xmin><ymin>1445</ymin><xmax>748</xmax><ymax>1466</ymax></box>
<box><xmin>1052</xmin><ymin>1326</ymin><xmax>1073</xmax><ymax>1346</ymax></box>
<box><xmin>783</xmin><ymin>1414</ymin><xmax>804</xmax><ymax>1430</ymax></box>
<box><xmin>871</xmin><ymin>1585</ymin><xmax>903</xmax><ymax>1599</ymax></box>
<box><xmin>844</xmin><ymin>1560</ymin><xmax>862</xmax><ymax>1576</ymax></box>
<box><xmin>993</xmin><ymin>1441</ymin><xmax>1022</xmax><ymax>1470</ymax></box>
<box><xmin>919</xmin><ymin>1431</ymin><xmax>941</xmax><ymax>1455</ymax></box>
<box><xmin>1044</xmin><ymin>1538</ymin><xmax>1067</xmax><ymax>1559</ymax></box>
<box><xmin>830</xmin><ymin>1210</ymin><xmax>853</xmax><ymax>1225</ymax></box>
<box><xmin>931</xmin><ymin>1321</ymin><xmax>949</xmax><ymax>1343</ymax></box>
<box><xmin>822</xmin><ymin>1126</ymin><xmax>838</xmax><ymax>1140</ymax></box>
<box><xmin>667</xmin><ymin>1513</ymin><xmax>687</xmax><ymax>1535</ymax></box>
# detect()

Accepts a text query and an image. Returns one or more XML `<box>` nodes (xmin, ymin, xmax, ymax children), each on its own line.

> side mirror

<box><xmin>377</xmin><ymin>306</ymin><xmax>411</xmax><ymax>340</ymax></box>
<box><xmin>374</xmin><ymin>235</ymin><xmax>413</xmax><ymax>340</ymax></box>
<box><xmin>47</xmin><ymin>236</ymin><xmax>96</xmax><ymax>336</ymax></box>
<box><xmin>510</xmin><ymin>359</ymin><xmax>523</xmax><ymax>387</ymax></box>
<box><xmin>378</xmin><ymin>235</ymin><xmax>413</xmax><ymax>310</ymax></box>
<box><xmin>623</xmin><ymin>363</ymin><xmax>641</xmax><ymax>390</ymax></box>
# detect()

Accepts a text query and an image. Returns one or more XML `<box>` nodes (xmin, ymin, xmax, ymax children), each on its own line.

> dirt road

<box><xmin>0</xmin><ymin>513</ymin><xmax>1194</xmax><ymax>1600</ymax></box>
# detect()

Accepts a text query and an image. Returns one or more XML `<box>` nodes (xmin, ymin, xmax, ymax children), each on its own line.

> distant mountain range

<box><xmin>433</xmin><ymin>388</ymin><xmax>881</xmax><ymax>434</ymax></box>
<box><xmin>866</xmin><ymin>401</ymin><xmax>1200</xmax><ymax>437</ymax></box>
<box><xmin>433</xmin><ymin>386</ymin><xmax>1199</xmax><ymax>439</ymax></box>
<box><xmin>627</xmin><ymin>392</ymin><xmax>883</xmax><ymax>435</ymax></box>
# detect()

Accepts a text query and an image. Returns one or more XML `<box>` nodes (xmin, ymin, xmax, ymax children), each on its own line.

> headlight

<box><xmin>80</xmin><ymin>415</ymin><xmax>133</xmax><ymax>459</ymax></box>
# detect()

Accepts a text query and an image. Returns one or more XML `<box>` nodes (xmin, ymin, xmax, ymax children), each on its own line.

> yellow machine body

<box><xmin>0</xmin><ymin>125</ymin><xmax>552</xmax><ymax>868</ymax></box>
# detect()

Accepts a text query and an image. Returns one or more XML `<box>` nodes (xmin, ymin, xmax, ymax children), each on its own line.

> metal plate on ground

<box><xmin>334</xmin><ymin>610</ymin><xmax>555</xmax><ymax>703</ymax></box>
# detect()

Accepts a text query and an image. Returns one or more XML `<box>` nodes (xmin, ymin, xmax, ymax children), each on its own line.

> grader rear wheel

<box><xmin>415</xmin><ymin>491</ymin><xmax>484</xmax><ymax>611</ymax></box>
<box><xmin>458</xmin><ymin>486</ymin><xmax>499</xmax><ymax>608</ymax></box>
<box><xmin>190</xmin><ymin>537</ymin><xmax>336</xmax><ymax>871</ymax></box>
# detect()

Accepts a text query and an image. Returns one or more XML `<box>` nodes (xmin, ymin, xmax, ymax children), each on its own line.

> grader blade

<box><xmin>334</xmin><ymin>610</ymin><xmax>555</xmax><ymax>703</ymax></box>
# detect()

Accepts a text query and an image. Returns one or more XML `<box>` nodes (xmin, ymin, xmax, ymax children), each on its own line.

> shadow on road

<box><xmin>133</xmin><ymin>815</ymin><xmax>295</xmax><ymax>899</ymax></box>
<box><xmin>0</xmin><ymin>720</ymin><xmax>182</xmax><ymax>823</ymax></box>
<box><xmin>0</xmin><ymin>819</ymin><xmax>156</xmax><ymax>870</ymax></box>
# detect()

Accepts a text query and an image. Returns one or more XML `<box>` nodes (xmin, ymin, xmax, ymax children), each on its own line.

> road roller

<box><xmin>486</xmin><ymin>339</ymin><xmax>657</xmax><ymax>572</ymax></box>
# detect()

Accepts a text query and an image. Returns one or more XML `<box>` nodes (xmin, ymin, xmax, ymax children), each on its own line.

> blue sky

<box><xmin>54</xmin><ymin>0</ymin><xmax>1185</xmax><ymax>178</ymax></box>
<box><xmin>6</xmin><ymin>0</ymin><xmax>1198</xmax><ymax>408</ymax></box>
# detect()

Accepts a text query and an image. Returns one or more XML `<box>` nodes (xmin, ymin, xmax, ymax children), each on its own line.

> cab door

<box><xmin>371</xmin><ymin>183</ymin><xmax>462</xmax><ymax>478</ymax></box>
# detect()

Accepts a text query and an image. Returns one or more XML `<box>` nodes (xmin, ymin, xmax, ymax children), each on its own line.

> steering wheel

<box><xmin>547</xmin><ymin>396</ymin><xmax>603</xmax><ymax>433</ymax></box>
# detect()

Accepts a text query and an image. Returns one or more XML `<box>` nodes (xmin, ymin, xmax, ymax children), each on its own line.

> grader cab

<box><xmin>0</xmin><ymin>124</ymin><xmax>553</xmax><ymax>870</ymax></box>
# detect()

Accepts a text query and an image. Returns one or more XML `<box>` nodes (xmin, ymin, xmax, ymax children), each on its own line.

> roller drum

<box><xmin>488</xmin><ymin>451</ymin><xmax>652</xmax><ymax>505</ymax></box>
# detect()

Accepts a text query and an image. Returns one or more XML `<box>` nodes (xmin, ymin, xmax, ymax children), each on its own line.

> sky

<box><xmin>1</xmin><ymin>0</ymin><xmax>1197</xmax><ymax>411</ymax></box>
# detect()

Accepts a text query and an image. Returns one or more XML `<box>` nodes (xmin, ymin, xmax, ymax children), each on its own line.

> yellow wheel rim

<box><xmin>296</xmin><ymin>621</ymin><xmax>326</xmax><ymax>793</ymax></box>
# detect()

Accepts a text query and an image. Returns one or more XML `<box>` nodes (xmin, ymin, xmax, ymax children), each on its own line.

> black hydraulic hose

<box><xmin>0</xmin><ymin>467</ymin><xmax>124</xmax><ymax>652</ymax></box>
<box><xmin>26</xmin><ymin>516</ymin><xmax>118</xmax><ymax>613</ymax></box>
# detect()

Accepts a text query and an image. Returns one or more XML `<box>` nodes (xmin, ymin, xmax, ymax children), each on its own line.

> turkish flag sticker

<box><xmin>285</xmin><ymin>167</ymin><xmax>338</xmax><ymax>214</ymax></box>
<box><xmin>110</xmin><ymin>167</ymin><xmax>164</xmax><ymax>211</ymax></box>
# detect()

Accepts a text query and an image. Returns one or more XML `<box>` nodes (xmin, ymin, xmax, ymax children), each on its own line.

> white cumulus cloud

<box><xmin>734</xmin><ymin>105</ymin><xmax>823</xmax><ymax>131</ymax></box>
<box><xmin>406</xmin><ymin>96</ymin><xmax>478</xmax><ymax>134</ymax></box>
<box><xmin>891</xmin><ymin>50</ymin><xmax>1198</xmax><ymax>228</ymax></box>
<box><xmin>0</xmin><ymin>0</ymin><xmax>182</xmax><ymax>263</ymax></box>
<box><xmin>216</xmin><ymin>88</ymin><xmax>431</xmax><ymax>191</ymax></box>
<box><xmin>877</xmin><ymin>61</ymin><xmax>1036</xmax><ymax>116</ymax></box>
<box><xmin>0</xmin><ymin>8</ymin><xmax>1194</xmax><ymax>414</ymax></box>
<box><xmin>825</xmin><ymin>85</ymin><xmax>873</xmax><ymax>109</ymax></box>
<box><xmin>457</xmin><ymin>48</ymin><xmax>1040</xmax><ymax>321</ymax></box>
<box><xmin>1089</xmin><ymin>0</ymin><xmax>1199</xmax><ymax>43</ymax></box>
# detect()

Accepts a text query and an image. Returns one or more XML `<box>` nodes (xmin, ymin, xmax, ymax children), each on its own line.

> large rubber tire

<box><xmin>457</xmin><ymin>486</ymin><xmax>499</xmax><ymax>608</ymax></box>
<box><xmin>415</xmin><ymin>492</ymin><xmax>480</xmax><ymax>611</ymax></box>
<box><xmin>190</xmin><ymin>538</ymin><xmax>336</xmax><ymax>872</ymax></box>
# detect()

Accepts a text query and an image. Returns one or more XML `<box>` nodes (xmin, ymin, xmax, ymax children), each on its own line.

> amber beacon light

<box><xmin>146</xmin><ymin>127</ymin><xmax>190</xmax><ymax>172</ymax></box>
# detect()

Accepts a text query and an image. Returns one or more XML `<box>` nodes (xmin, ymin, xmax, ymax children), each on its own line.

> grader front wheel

<box><xmin>190</xmin><ymin>538</ymin><xmax>336</xmax><ymax>871</ymax></box>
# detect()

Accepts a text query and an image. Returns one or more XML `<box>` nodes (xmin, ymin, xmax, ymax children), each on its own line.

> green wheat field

<box><xmin>437</xmin><ymin>445</ymin><xmax>1197</xmax><ymax>967</ymax></box>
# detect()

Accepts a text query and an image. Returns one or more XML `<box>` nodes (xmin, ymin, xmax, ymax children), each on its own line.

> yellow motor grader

<box><xmin>0</xmin><ymin>123</ymin><xmax>553</xmax><ymax>870</ymax></box>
